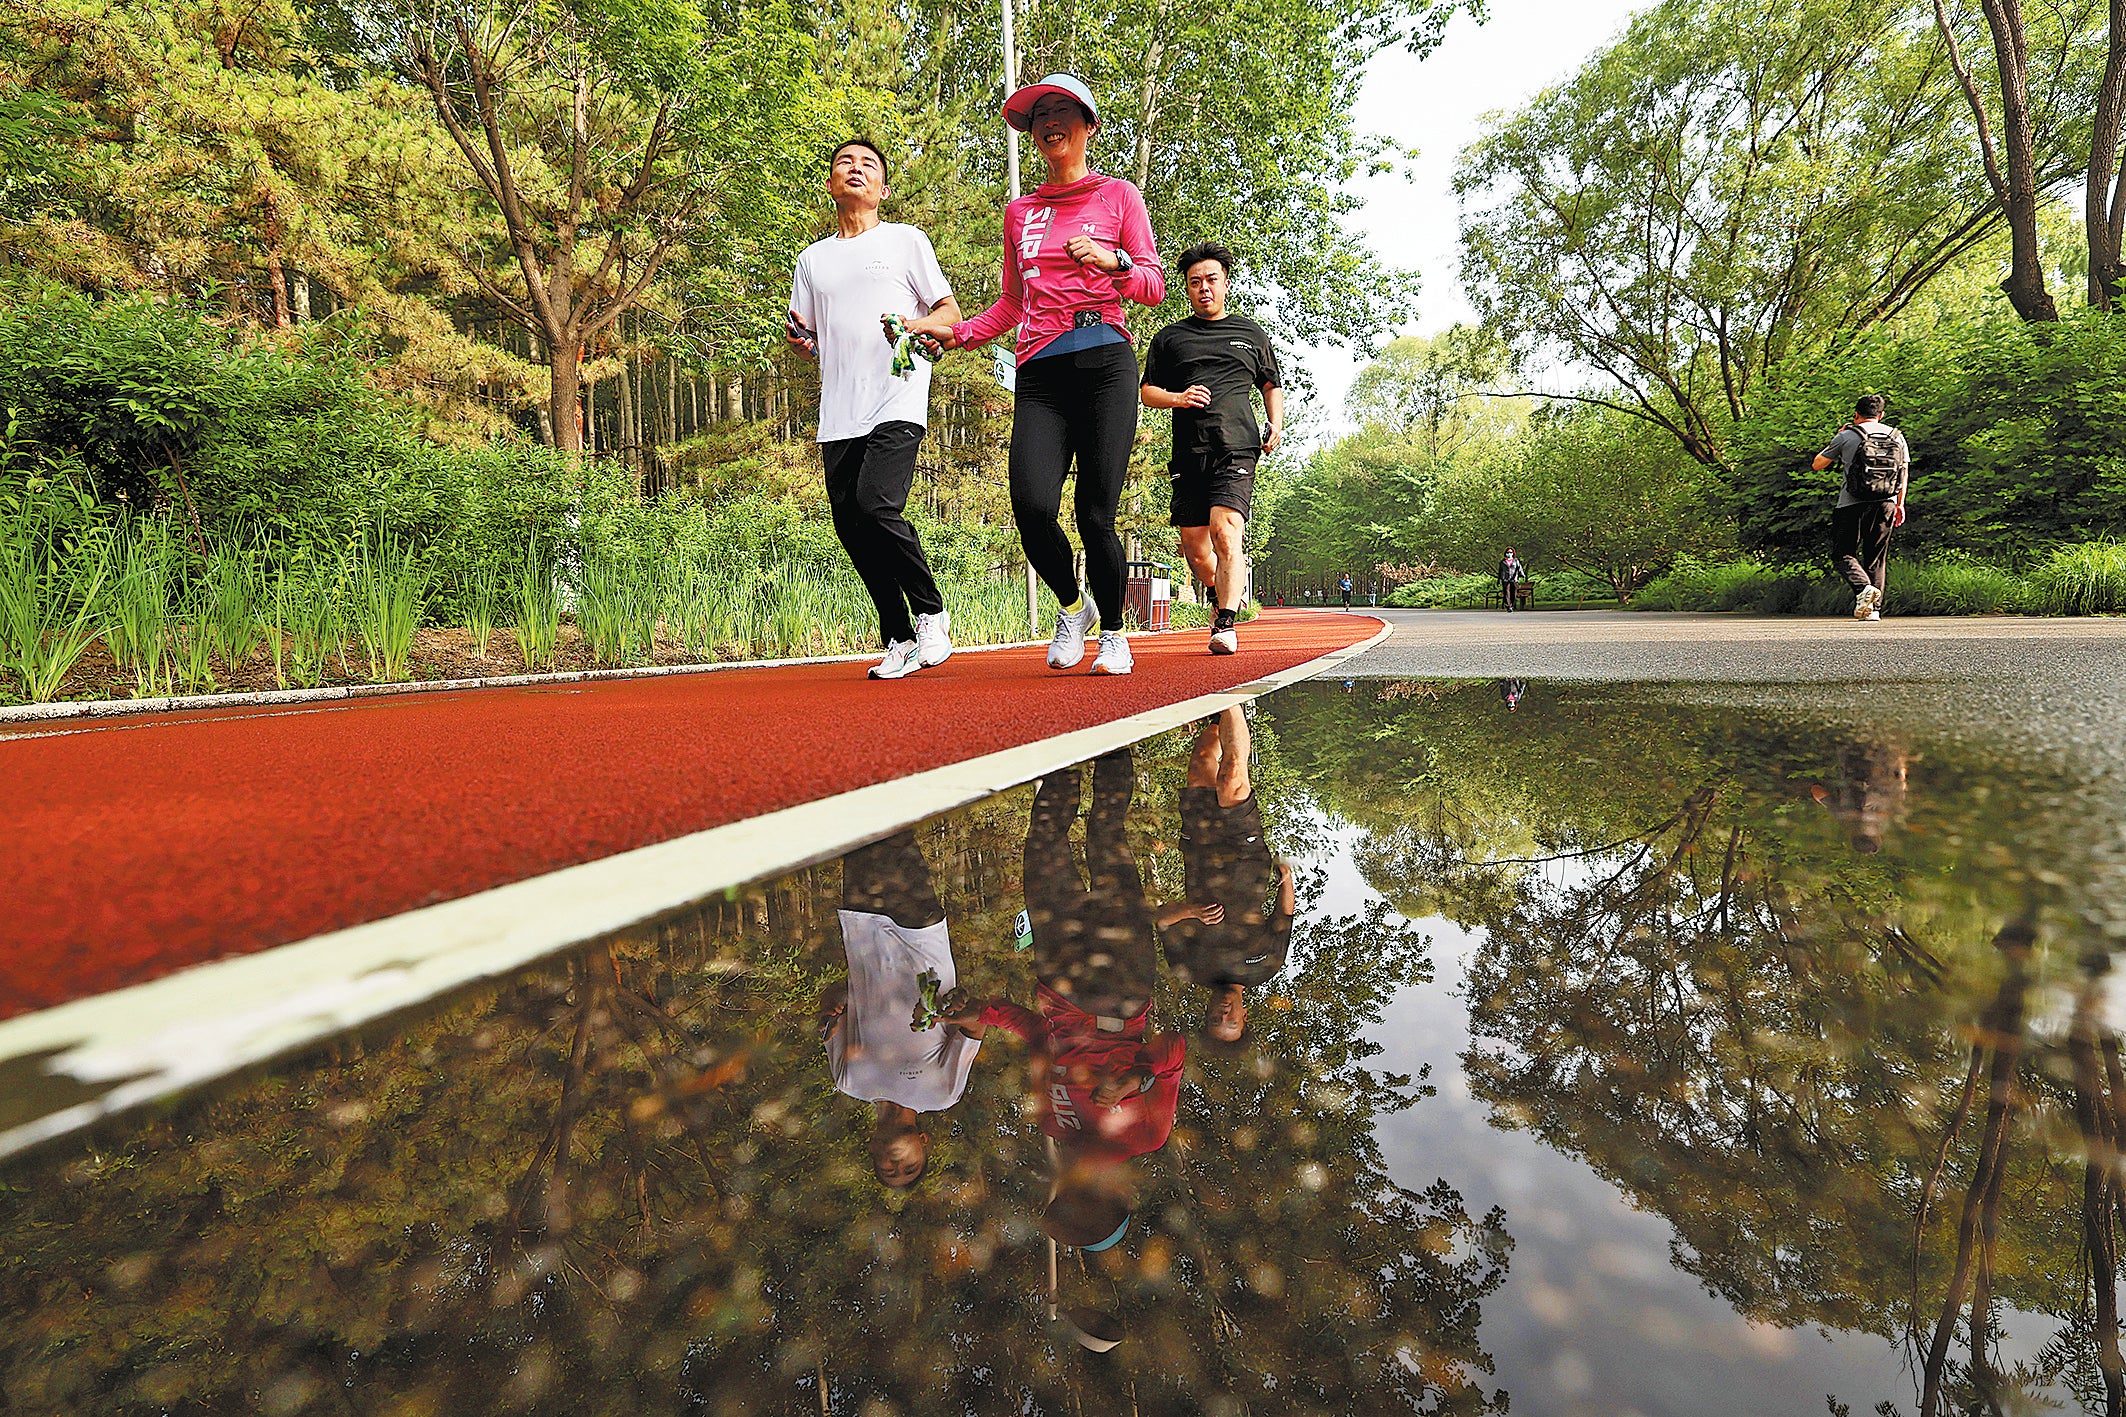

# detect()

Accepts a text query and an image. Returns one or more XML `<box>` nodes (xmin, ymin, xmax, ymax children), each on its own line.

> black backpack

<box><xmin>1844</xmin><ymin>424</ymin><xmax>1902</xmax><ymax>500</ymax></box>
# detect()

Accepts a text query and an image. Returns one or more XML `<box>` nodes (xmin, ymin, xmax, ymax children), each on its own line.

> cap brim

<box><xmin>1005</xmin><ymin>83</ymin><xmax>1096</xmax><ymax>132</ymax></box>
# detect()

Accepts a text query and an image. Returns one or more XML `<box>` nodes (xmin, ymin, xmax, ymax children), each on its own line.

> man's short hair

<box><xmin>1177</xmin><ymin>243</ymin><xmax>1235</xmax><ymax>279</ymax></box>
<box><xmin>1855</xmin><ymin>394</ymin><xmax>1886</xmax><ymax>419</ymax></box>
<box><xmin>830</xmin><ymin>139</ymin><xmax>889</xmax><ymax>184</ymax></box>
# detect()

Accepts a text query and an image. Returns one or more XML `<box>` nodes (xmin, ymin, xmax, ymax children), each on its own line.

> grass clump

<box><xmin>2028</xmin><ymin>541</ymin><xmax>2126</xmax><ymax>615</ymax></box>
<box><xmin>0</xmin><ymin>508</ymin><xmax>109</xmax><ymax>701</ymax></box>
<box><xmin>510</xmin><ymin>543</ymin><xmax>563</xmax><ymax>671</ymax></box>
<box><xmin>351</xmin><ymin>527</ymin><xmax>429</xmax><ymax>681</ymax></box>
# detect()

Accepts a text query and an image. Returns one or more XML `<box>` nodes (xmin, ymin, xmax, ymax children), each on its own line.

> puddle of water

<box><xmin>3</xmin><ymin>679</ymin><xmax>2123</xmax><ymax>1415</ymax></box>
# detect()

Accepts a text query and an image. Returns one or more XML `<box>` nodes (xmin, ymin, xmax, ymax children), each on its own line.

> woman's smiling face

<box><xmin>1028</xmin><ymin>93</ymin><xmax>1092</xmax><ymax>165</ymax></box>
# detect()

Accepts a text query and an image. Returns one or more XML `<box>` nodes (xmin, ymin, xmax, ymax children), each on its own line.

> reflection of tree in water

<box><xmin>1264</xmin><ymin>679</ymin><xmax>2126</xmax><ymax>1416</ymax></box>
<box><xmin>0</xmin><ymin>733</ymin><xmax>1508</xmax><ymax>1415</ymax></box>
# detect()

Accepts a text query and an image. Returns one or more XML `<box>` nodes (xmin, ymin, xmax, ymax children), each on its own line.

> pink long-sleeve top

<box><xmin>951</xmin><ymin>173</ymin><xmax>1166</xmax><ymax>361</ymax></box>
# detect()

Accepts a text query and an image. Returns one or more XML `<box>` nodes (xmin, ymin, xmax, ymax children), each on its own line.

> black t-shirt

<box><xmin>1142</xmin><ymin>314</ymin><xmax>1282</xmax><ymax>459</ymax></box>
<box><xmin>1162</xmin><ymin>788</ymin><xmax>1292</xmax><ymax>987</ymax></box>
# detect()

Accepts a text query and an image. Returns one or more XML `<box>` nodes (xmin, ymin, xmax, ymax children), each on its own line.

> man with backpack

<box><xmin>1812</xmin><ymin>395</ymin><xmax>1909</xmax><ymax>622</ymax></box>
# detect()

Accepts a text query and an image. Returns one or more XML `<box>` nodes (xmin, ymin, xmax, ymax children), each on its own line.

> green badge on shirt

<box><xmin>1013</xmin><ymin>909</ymin><xmax>1033</xmax><ymax>952</ymax></box>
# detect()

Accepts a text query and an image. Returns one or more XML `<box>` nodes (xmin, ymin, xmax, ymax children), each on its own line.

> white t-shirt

<box><xmin>789</xmin><ymin>222</ymin><xmax>954</xmax><ymax>443</ymax></box>
<box><xmin>826</xmin><ymin>909</ymin><xmax>980</xmax><ymax>1111</ymax></box>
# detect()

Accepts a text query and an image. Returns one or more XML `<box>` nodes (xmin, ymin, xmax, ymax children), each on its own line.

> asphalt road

<box><xmin>1348</xmin><ymin>607</ymin><xmax>2126</xmax><ymax>682</ymax></box>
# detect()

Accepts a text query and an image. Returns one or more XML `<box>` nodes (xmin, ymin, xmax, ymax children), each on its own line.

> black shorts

<box><xmin>1169</xmin><ymin>451</ymin><xmax>1258</xmax><ymax>527</ymax></box>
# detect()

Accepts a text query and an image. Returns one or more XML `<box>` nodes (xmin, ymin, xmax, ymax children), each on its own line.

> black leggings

<box><xmin>1010</xmin><ymin>341</ymin><xmax>1139</xmax><ymax>632</ymax></box>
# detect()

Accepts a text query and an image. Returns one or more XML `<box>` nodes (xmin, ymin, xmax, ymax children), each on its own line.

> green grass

<box><xmin>461</xmin><ymin>561</ymin><xmax>501</xmax><ymax>661</ymax></box>
<box><xmin>510</xmin><ymin>542</ymin><xmax>563</xmax><ymax>671</ymax></box>
<box><xmin>2027</xmin><ymin>541</ymin><xmax>2126</xmax><ymax>615</ymax></box>
<box><xmin>351</xmin><ymin>526</ymin><xmax>429</xmax><ymax>682</ymax></box>
<box><xmin>576</xmin><ymin>553</ymin><xmax>665</xmax><ymax>667</ymax></box>
<box><xmin>1385</xmin><ymin>573</ymin><xmax>1499</xmax><ymax>610</ymax></box>
<box><xmin>0</xmin><ymin>509</ymin><xmax>109</xmax><ymax>701</ymax></box>
<box><xmin>105</xmin><ymin>516</ymin><xmax>176</xmax><ymax>697</ymax></box>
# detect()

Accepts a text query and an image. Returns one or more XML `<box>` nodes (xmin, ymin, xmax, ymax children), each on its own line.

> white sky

<box><xmin>1299</xmin><ymin>0</ymin><xmax>1646</xmax><ymax>434</ymax></box>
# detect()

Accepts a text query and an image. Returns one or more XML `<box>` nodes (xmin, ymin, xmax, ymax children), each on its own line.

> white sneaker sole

<box><xmin>918</xmin><ymin>644</ymin><xmax>953</xmax><ymax>668</ymax></box>
<box><xmin>1090</xmin><ymin>659</ymin><xmax>1132</xmax><ymax>675</ymax></box>
<box><xmin>1208</xmin><ymin>632</ymin><xmax>1237</xmax><ymax>655</ymax></box>
<box><xmin>1853</xmin><ymin>587</ymin><xmax>1882</xmax><ymax>620</ymax></box>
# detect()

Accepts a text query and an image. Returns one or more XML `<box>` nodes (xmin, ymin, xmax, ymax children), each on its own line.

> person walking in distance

<box><xmin>1140</xmin><ymin>243</ymin><xmax>1282</xmax><ymax>655</ymax></box>
<box><xmin>905</xmin><ymin>75</ymin><xmax>1166</xmax><ymax>677</ymax></box>
<box><xmin>1497</xmin><ymin>548</ymin><xmax>1525</xmax><ymax>611</ymax></box>
<box><xmin>786</xmin><ymin>140</ymin><xmax>963</xmax><ymax>680</ymax></box>
<box><xmin>1812</xmin><ymin>394</ymin><xmax>1909</xmax><ymax>622</ymax></box>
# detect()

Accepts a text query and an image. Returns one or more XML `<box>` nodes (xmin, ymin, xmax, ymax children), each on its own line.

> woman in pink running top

<box><xmin>909</xmin><ymin>74</ymin><xmax>1165</xmax><ymax>678</ymax></box>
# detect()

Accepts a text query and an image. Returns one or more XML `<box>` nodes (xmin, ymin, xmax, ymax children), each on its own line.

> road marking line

<box><xmin>0</xmin><ymin>618</ymin><xmax>1387</xmax><ymax>1160</ymax></box>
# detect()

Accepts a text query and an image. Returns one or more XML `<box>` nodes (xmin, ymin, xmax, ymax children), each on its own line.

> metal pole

<box><xmin>1005</xmin><ymin>0</ymin><xmax>1038</xmax><ymax>636</ymax></box>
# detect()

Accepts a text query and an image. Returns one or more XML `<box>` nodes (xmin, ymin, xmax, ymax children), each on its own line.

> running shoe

<box><xmin>870</xmin><ymin>639</ymin><xmax>922</xmax><ymax>679</ymax></box>
<box><xmin>1090</xmin><ymin>630</ymin><xmax>1134</xmax><ymax>676</ymax></box>
<box><xmin>1863</xmin><ymin>609</ymin><xmax>1881</xmax><ymax>622</ymax></box>
<box><xmin>1208</xmin><ymin>625</ymin><xmax>1238</xmax><ymax>655</ymax></box>
<box><xmin>1047</xmin><ymin>599</ymin><xmax>1097</xmax><ymax>669</ymax></box>
<box><xmin>915</xmin><ymin>609</ymin><xmax>953</xmax><ymax>667</ymax></box>
<box><xmin>1853</xmin><ymin>585</ymin><xmax>1882</xmax><ymax>620</ymax></box>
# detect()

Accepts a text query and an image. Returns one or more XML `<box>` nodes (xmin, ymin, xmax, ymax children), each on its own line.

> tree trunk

<box><xmin>2089</xmin><ymin>0</ymin><xmax>2126</xmax><ymax>308</ymax></box>
<box><xmin>1978</xmin><ymin>0</ymin><xmax>2060</xmax><ymax>320</ymax></box>
<box><xmin>552</xmin><ymin>341</ymin><xmax>584</xmax><ymax>453</ymax></box>
<box><xmin>727</xmin><ymin>373</ymin><xmax>743</xmax><ymax>422</ymax></box>
<box><xmin>1133</xmin><ymin>32</ymin><xmax>1164</xmax><ymax>191</ymax></box>
<box><xmin>292</xmin><ymin>271</ymin><xmax>311</xmax><ymax>323</ymax></box>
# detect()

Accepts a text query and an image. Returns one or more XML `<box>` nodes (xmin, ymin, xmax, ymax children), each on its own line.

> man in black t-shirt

<box><xmin>1141</xmin><ymin>243</ymin><xmax>1283</xmax><ymax>655</ymax></box>
<box><xmin>1157</xmin><ymin>707</ymin><xmax>1295</xmax><ymax>1051</ymax></box>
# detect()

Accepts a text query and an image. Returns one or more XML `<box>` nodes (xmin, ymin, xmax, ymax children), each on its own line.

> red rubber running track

<box><xmin>3</xmin><ymin>611</ymin><xmax>1376</xmax><ymax>1019</ymax></box>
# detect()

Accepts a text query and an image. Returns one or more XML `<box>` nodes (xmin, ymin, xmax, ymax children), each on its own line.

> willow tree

<box><xmin>1457</xmin><ymin>0</ymin><xmax>2093</xmax><ymax>468</ymax></box>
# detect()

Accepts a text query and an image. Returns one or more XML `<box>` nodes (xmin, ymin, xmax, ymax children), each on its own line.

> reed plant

<box><xmin>575</xmin><ymin>553</ymin><xmax>666</xmax><ymax>666</ymax></box>
<box><xmin>171</xmin><ymin>579</ymin><xmax>219</xmax><ymax>691</ymax></box>
<box><xmin>0</xmin><ymin>511</ymin><xmax>110</xmax><ymax>701</ymax></box>
<box><xmin>105</xmin><ymin>516</ymin><xmax>177</xmax><ymax>696</ymax></box>
<box><xmin>202</xmin><ymin>541</ymin><xmax>266</xmax><ymax>672</ymax></box>
<box><xmin>268</xmin><ymin>557</ymin><xmax>346</xmax><ymax>689</ymax></box>
<box><xmin>510</xmin><ymin>542</ymin><xmax>562</xmax><ymax>670</ymax></box>
<box><xmin>461</xmin><ymin>561</ymin><xmax>501</xmax><ymax>660</ymax></box>
<box><xmin>351</xmin><ymin>527</ymin><xmax>430</xmax><ymax>682</ymax></box>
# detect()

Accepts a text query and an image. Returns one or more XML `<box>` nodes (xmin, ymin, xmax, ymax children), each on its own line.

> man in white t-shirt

<box><xmin>815</xmin><ymin>831</ymin><xmax>981</xmax><ymax>1188</ymax></box>
<box><xmin>787</xmin><ymin>140</ymin><xmax>963</xmax><ymax>680</ymax></box>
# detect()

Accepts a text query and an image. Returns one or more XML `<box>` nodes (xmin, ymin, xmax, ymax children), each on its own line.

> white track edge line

<box><xmin>0</xmin><ymin>635</ymin><xmax>1047</xmax><ymax>726</ymax></box>
<box><xmin>0</xmin><ymin>617</ymin><xmax>1388</xmax><ymax>1160</ymax></box>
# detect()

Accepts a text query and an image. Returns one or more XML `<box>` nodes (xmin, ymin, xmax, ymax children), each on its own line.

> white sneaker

<box><xmin>1047</xmin><ymin>599</ymin><xmax>1097</xmax><ymax>669</ymax></box>
<box><xmin>914</xmin><ymin>609</ymin><xmax>953</xmax><ymax>667</ymax></box>
<box><xmin>1853</xmin><ymin>585</ymin><xmax>1882</xmax><ymax>620</ymax></box>
<box><xmin>869</xmin><ymin>639</ymin><xmax>922</xmax><ymax>679</ymax></box>
<box><xmin>1090</xmin><ymin>630</ymin><xmax>1133</xmax><ymax>676</ymax></box>
<box><xmin>1208</xmin><ymin>626</ymin><xmax>1238</xmax><ymax>655</ymax></box>
<box><xmin>1863</xmin><ymin>609</ymin><xmax>1881</xmax><ymax>622</ymax></box>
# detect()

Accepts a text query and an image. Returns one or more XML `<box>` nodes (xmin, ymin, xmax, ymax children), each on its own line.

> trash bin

<box><xmin>1124</xmin><ymin>561</ymin><xmax>1171</xmax><ymax>631</ymax></box>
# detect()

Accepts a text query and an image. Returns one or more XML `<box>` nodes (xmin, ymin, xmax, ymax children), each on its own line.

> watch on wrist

<box><xmin>1111</xmin><ymin>247</ymin><xmax>1134</xmax><ymax>276</ymax></box>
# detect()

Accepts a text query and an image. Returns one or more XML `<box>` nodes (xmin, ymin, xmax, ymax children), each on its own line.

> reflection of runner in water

<box><xmin>1810</xmin><ymin>740</ymin><xmax>1910</xmax><ymax>854</ymax></box>
<box><xmin>1498</xmin><ymin>678</ymin><xmax>1526</xmax><ymax>711</ymax></box>
<box><xmin>941</xmin><ymin>749</ymin><xmax>1183</xmax><ymax>1249</ymax></box>
<box><xmin>817</xmin><ymin>831</ymin><xmax>981</xmax><ymax>1189</ymax></box>
<box><xmin>1158</xmin><ymin>709</ymin><xmax>1294</xmax><ymax>1049</ymax></box>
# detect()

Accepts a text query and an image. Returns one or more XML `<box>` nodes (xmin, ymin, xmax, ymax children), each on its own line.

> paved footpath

<box><xmin>2</xmin><ymin>611</ymin><xmax>1380</xmax><ymax>1021</ymax></box>
<box><xmin>1351</xmin><ymin>608</ymin><xmax>2126</xmax><ymax>682</ymax></box>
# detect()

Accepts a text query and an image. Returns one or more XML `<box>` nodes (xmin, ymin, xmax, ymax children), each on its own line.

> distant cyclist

<box><xmin>907</xmin><ymin>74</ymin><xmax>1166</xmax><ymax>677</ymax></box>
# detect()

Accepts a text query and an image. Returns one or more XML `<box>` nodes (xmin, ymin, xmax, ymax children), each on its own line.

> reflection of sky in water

<box><xmin>3</xmin><ymin>678</ymin><xmax>2119</xmax><ymax>1415</ymax></box>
